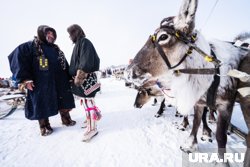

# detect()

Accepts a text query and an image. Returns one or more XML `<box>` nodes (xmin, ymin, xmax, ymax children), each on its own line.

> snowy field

<box><xmin>0</xmin><ymin>77</ymin><xmax>247</xmax><ymax>167</ymax></box>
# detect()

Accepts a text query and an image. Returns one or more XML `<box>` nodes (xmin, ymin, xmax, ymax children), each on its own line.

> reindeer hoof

<box><xmin>177</xmin><ymin>125</ymin><xmax>188</xmax><ymax>131</ymax></box>
<box><xmin>180</xmin><ymin>136</ymin><xmax>198</xmax><ymax>153</ymax></box>
<box><xmin>180</xmin><ymin>146</ymin><xmax>192</xmax><ymax>154</ymax></box>
<box><xmin>175</xmin><ymin>113</ymin><xmax>183</xmax><ymax>117</ymax></box>
<box><xmin>177</xmin><ymin>126</ymin><xmax>186</xmax><ymax>131</ymax></box>
<box><xmin>201</xmin><ymin>135</ymin><xmax>213</xmax><ymax>143</ymax></box>
<box><xmin>154</xmin><ymin>114</ymin><xmax>161</xmax><ymax>118</ymax></box>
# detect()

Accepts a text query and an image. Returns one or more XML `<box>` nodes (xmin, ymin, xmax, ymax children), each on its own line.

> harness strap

<box><xmin>207</xmin><ymin>70</ymin><xmax>220</xmax><ymax>110</ymax></box>
<box><xmin>188</xmin><ymin>43</ymin><xmax>221</xmax><ymax>67</ymax></box>
<box><xmin>154</xmin><ymin>41</ymin><xmax>193</xmax><ymax>69</ymax></box>
<box><xmin>154</xmin><ymin>42</ymin><xmax>172</xmax><ymax>68</ymax></box>
<box><xmin>173</xmin><ymin>68</ymin><xmax>218</xmax><ymax>75</ymax></box>
<box><xmin>153</xmin><ymin>18</ymin><xmax>222</xmax><ymax>110</ymax></box>
<box><xmin>173</xmin><ymin>45</ymin><xmax>221</xmax><ymax>75</ymax></box>
<box><xmin>206</xmin><ymin>49</ymin><xmax>220</xmax><ymax>110</ymax></box>
<box><xmin>155</xmin><ymin>81</ymin><xmax>175</xmax><ymax>99</ymax></box>
<box><xmin>161</xmin><ymin>88</ymin><xmax>175</xmax><ymax>98</ymax></box>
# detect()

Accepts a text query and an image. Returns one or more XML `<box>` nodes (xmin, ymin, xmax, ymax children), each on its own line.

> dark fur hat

<box><xmin>37</xmin><ymin>25</ymin><xmax>57</xmax><ymax>43</ymax></box>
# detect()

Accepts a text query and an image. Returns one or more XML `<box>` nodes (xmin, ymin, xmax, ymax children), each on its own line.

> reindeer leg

<box><xmin>180</xmin><ymin>104</ymin><xmax>204</xmax><ymax>153</ymax></box>
<box><xmin>215</xmin><ymin>103</ymin><xmax>234</xmax><ymax>166</ymax></box>
<box><xmin>216</xmin><ymin>113</ymin><xmax>229</xmax><ymax>166</ymax></box>
<box><xmin>239</xmin><ymin>95</ymin><xmax>250</xmax><ymax>167</ymax></box>
<box><xmin>155</xmin><ymin>98</ymin><xmax>165</xmax><ymax>118</ymax></box>
<box><xmin>201</xmin><ymin>107</ymin><xmax>213</xmax><ymax>142</ymax></box>
<box><xmin>177</xmin><ymin>116</ymin><xmax>189</xmax><ymax>131</ymax></box>
<box><xmin>152</xmin><ymin>98</ymin><xmax>157</xmax><ymax>106</ymax></box>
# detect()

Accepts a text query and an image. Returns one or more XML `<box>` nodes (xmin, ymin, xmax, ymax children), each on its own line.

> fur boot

<box><xmin>38</xmin><ymin>118</ymin><xmax>53</xmax><ymax>136</ymax></box>
<box><xmin>82</xmin><ymin>111</ymin><xmax>98</xmax><ymax>142</ymax></box>
<box><xmin>59</xmin><ymin>110</ymin><xmax>76</xmax><ymax>126</ymax></box>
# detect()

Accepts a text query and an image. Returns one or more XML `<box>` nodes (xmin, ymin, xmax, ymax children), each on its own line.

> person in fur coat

<box><xmin>67</xmin><ymin>24</ymin><xmax>101</xmax><ymax>141</ymax></box>
<box><xmin>8</xmin><ymin>25</ymin><xmax>76</xmax><ymax>136</ymax></box>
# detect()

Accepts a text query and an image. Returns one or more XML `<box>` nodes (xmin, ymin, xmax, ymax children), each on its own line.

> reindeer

<box><xmin>235</xmin><ymin>52</ymin><xmax>250</xmax><ymax>167</ymax></box>
<box><xmin>133</xmin><ymin>79</ymin><xmax>216</xmax><ymax>139</ymax></box>
<box><xmin>127</xmin><ymin>0</ymin><xmax>249</xmax><ymax>166</ymax></box>
<box><xmin>133</xmin><ymin>80</ymin><xmax>167</xmax><ymax>118</ymax></box>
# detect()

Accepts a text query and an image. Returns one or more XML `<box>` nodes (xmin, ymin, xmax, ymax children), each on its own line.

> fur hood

<box><xmin>67</xmin><ymin>24</ymin><xmax>85</xmax><ymax>43</ymax></box>
<box><xmin>37</xmin><ymin>25</ymin><xmax>57</xmax><ymax>43</ymax></box>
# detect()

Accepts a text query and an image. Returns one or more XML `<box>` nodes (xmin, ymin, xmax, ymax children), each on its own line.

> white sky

<box><xmin>1</xmin><ymin>0</ymin><xmax>250</xmax><ymax>77</ymax></box>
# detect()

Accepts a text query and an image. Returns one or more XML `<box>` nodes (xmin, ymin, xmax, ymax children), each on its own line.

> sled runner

<box><xmin>0</xmin><ymin>93</ymin><xmax>25</xmax><ymax>101</ymax></box>
<box><xmin>228</xmin><ymin>123</ymin><xmax>247</xmax><ymax>140</ymax></box>
<box><xmin>0</xmin><ymin>93</ymin><xmax>25</xmax><ymax>119</ymax></box>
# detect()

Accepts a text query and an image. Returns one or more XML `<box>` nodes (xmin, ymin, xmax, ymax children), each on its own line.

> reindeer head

<box><xmin>134</xmin><ymin>80</ymin><xmax>163</xmax><ymax>108</ymax></box>
<box><xmin>127</xmin><ymin>0</ymin><xmax>198</xmax><ymax>84</ymax></box>
<box><xmin>134</xmin><ymin>87</ymin><xmax>151</xmax><ymax>108</ymax></box>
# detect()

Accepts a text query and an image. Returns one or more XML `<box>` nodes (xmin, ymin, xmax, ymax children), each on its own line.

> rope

<box><xmin>199</xmin><ymin>0</ymin><xmax>220</xmax><ymax>31</ymax></box>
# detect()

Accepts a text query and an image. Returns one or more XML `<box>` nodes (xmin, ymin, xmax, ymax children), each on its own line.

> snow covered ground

<box><xmin>0</xmin><ymin>77</ymin><xmax>247</xmax><ymax>167</ymax></box>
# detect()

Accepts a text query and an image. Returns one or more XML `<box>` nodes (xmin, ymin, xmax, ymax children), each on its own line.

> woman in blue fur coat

<box><xmin>8</xmin><ymin>25</ymin><xmax>76</xmax><ymax>136</ymax></box>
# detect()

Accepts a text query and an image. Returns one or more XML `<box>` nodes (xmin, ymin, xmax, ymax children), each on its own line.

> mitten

<box><xmin>74</xmin><ymin>69</ymin><xmax>87</xmax><ymax>87</ymax></box>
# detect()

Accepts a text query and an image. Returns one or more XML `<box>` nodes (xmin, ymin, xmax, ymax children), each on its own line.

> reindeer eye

<box><xmin>159</xmin><ymin>34</ymin><xmax>168</xmax><ymax>41</ymax></box>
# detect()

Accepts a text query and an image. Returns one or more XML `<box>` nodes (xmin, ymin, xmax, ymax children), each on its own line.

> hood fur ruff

<box><xmin>37</xmin><ymin>25</ymin><xmax>57</xmax><ymax>43</ymax></box>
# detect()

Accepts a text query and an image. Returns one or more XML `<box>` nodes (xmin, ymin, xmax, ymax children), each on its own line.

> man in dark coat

<box><xmin>67</xmin><ymin>24</ymin><xmax>101</xmax><ymax>141</ymax></box>
<box><xmin>8</xmin><ymin>25</ymin><xmax>76</xmax><ymax>136</ymax></box>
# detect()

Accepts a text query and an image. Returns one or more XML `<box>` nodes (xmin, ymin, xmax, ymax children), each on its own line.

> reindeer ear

<box><xmin>174</xmin><ymin>0</ymin><xmax>198</xmax><ymax>34</ymax></box>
